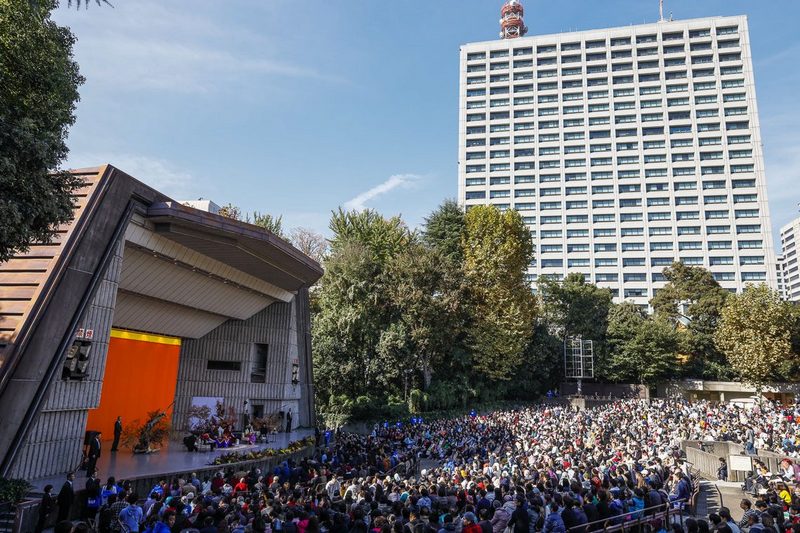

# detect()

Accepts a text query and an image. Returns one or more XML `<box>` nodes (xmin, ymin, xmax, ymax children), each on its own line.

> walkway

<box><xmin>695</xmin><ymin>479</ymin><xmax>746</xmax><ymax>521</ymax></box>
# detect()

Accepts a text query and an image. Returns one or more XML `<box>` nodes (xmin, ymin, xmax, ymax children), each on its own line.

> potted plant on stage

<box><xmin>123</xmin><ymin>408</ymin><xmax>171</xmax><ymax>454</ymax></box>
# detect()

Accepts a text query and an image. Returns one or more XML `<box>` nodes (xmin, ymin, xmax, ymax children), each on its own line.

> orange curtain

<box><xmin>86</xmin><ymin>329</ymin><xmax>181</xmax><ymax>442</ymax></box>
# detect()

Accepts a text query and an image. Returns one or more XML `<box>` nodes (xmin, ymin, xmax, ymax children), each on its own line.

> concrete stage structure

<box><xmin>0</xmin><ymin>165</ymin><xmax>323</xmax><ymax>480</ymax></box>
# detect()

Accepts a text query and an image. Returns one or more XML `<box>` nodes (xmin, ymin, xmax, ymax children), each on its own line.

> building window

<box><xmin>251</xmin><ymin>344</ymin><xmax>268</xmax><ymax>383</ymax></box>
<box><xmin>207</xmin><ymin>360</ymin><xmax>242</xmax><ymax>371</ymax></box>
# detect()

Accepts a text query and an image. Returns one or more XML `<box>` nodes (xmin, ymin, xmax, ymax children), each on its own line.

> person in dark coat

<box><xmin>86</xmin><ymin>432</ymin><xmax>102</xmax><ymax>476</ymax></box>
<box><xmin>35</xmin><ymin>484</ymin><xmax>56</xmax><ymax>533</ymax></box>
<box><xmin>56</xmin><ymin>473</ymin><xmax>75</xmax><ymax>522</ymax></box>
<box><xmin>286</xmin><ymin>409</ymin><xmax>293</xmax><ymax>433</ymax></box>
<box><xmin>112</xmin><ymin>417</ymin><xmax>122</xmax><ymax>452</ymax></box>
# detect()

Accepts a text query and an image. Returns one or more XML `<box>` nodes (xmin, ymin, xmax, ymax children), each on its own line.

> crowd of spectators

<box><xmin>46</xmin><ymin>399</ymin><xmax>800</xmax><ymax>533</ymax></box>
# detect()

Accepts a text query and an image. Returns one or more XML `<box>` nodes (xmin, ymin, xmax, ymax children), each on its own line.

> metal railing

<box><xmin>567</xmin><ymin>498</ymin><xmax>688</xmax><ymax>533</ymax></box>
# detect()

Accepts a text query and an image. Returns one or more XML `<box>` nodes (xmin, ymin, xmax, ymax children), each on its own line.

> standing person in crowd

<box><xmin>718</xmin><ymin>458</ymin><xmax>728</xmax><ymax>481</ymax></box>
<box><xmin>35</xmin><ymin>484</ymin><xmax>55</xmax><ymax>533</ymax></box>
<box><xmin>87</xmin><ymin>431</ymin><xmax>102</xmax><ymax>476</ymax></box>
<box><xmin>119</xmin><ymin>493</ymin><xmax>143</xmax><ymax>532</ymax></box>
<box><xmin>56</xmin><ymin>472</ymin><xmax>75</xmax><ymax>523</ymax></box>
<box><xmin>153</xmin><ymin>509</ymin><xmax>176</xmax><ymax>533</ymax></box>
<box><xmin>112</xmin><ymin>416</ymin><xmax>123</xmax><ymax>453</ymax></box>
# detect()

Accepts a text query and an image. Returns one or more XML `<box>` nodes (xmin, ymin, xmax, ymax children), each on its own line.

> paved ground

<box><xmin>695</xmin><ymin>479</ymin><xmax>748</xmax><ymax>521</ymax></box>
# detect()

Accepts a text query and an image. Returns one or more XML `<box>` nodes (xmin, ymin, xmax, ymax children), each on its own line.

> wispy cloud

<box><xmin>65</xmin><ymin>153</ymin><xmax>200</xmax><ymax>200</ymax></box>
<box><xmin>54</xmin><ymin>0</ymin><xmax>343</xmax><ymax>94</ymax></box>
<box><xmin>343</xmin><ymin>174</ymin><xmax>421</xmax><ymax>211</ymax></box>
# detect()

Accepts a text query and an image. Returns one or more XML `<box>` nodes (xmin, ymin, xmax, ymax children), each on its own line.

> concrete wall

<box><xmin>559</xmin><ymin>382</ymin><xmax>649</xmax><ymax>399</ymax></box>
<box><xmin>684</xmin><ymin>440</ymin><xmax>788</xmax><ymax>482</ymax></box>
<box><xmin>9</xmin><ymin>240</ymin><xmax>124</xmax><ymax>479</ymax></box>
<box><xmin>172</xmin><ymin>294</ymin><xmax>312</xmax><ymax>433</ymax></box>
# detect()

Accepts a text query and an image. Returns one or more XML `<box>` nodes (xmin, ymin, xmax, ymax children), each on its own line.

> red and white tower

<box><xmin>499</xmin><ymin>0</ymin><xmax>528</xmax><ymax>39</ymax></box>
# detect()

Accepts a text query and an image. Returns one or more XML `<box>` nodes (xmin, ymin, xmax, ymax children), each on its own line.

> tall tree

<box><xmin>329</xmin><ymin>208</ymin><xmax>411</xmax><ymax>262</ymax></box>
<box><xmin>312</xmin><ymin>241</ymin><xmax>390</xmax><ymax>400</ymax></box>
<box><xmin>603</xmin><ymin>302</ymin><xmax>679</xmax><ymax>383</ymax></box>
<box><xmin>423</xmin><ymin>200</ymin><xmax>465</xmax><ymax>266</ymax></box>
<box><xmin>623</xmin><ymin>317</ymin><xmax>681</xmax><ymax>385</ymax></box>
<box><xmin>289</xmin><ymin>227</ymin><xmax>328</xmax><ymax>263</ymax></box>
<box><xmin>538</xmin><ymin>273</ymin><xmax>612</xmax><ymax>344</ymax></box>
<box><xmin>386</xmin><ymin>243</ymin><xmax>468</xmax><ymax>388</ymax></box>
<box><xmin>463</xmin><ymin>205</ymin><xmax>536</xmax><ymax>381</ymax></box>
<box><xmin>651</xmin><ymin>262</ymin><xmax>731</xmax><ymax>378</ymax></box>
<box><xmin>715</xmin><ymin>284</ymin><xmax>797</xmax><ymax>389</ymax></box>
<box><xmin>0</xmin><ymin>0</ymin><xmax>84</xmax><ymax>262</ymax></box>
<box><xmin>312</xmin><ymin>209</ymin><xmax>413</xmax><ymax>402</ymax></box>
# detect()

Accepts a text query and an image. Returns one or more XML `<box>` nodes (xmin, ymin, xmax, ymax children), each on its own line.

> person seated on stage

<box><xmin>183</xmin><ymin>434</ymin><xmax>198</xmax><ymax>452</ymax></box>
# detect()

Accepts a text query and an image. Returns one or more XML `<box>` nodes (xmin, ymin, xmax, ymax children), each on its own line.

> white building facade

<box><xmin>780</xmin><ymin>216</ymin><xmax>800</xmax><ymax>301</ymax></box>
<box><xmin>458</xmin><ymin>15</ymin><xmax>777</xmax><ymax>307</ymax></box>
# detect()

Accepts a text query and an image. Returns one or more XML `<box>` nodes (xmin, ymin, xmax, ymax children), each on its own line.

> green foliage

<box><xmin>0</xmin><ymin>477</ymin><xmax>32</xmax><ymax>503</ymax></box>
<box><xmin>423</xmin><ymin>200</ymin><xmax>465</xmax><ymax>265</ymax></box>
<box><xmin>715</xmin><ymin>284</ymin><xmax>797</xmax><ymax>387</ymax></box>
<box><xmin>329</xmin><ymin>208</ymin><xmax>412</xmax><ymax>262</ymax></box>
<box><xmin>539</xmin><ymin>272</ymin><xmax>612</xmax><ymax>344</ymax></box>
<box><xmin>651</xmin><ymin>262</ymin><xmax>730</xmax><ymax>378</ymax></box>
<box><xmin>0</xmin><ymin>0</ymin><xmax>84</xmax><ymax>262</ymax></box>
<box><xmin>313</xmin><ymin>204</ymin><xmax>546</xmax><ymax>418</ymax></box>
<box><xmin>605</xmin><ymin>303</ymin><xmax>680</xmax><ymax>384</ymax></box>
<box><xmin>248</xmin><ymin>211</ymin><xmax>284</xmax><ymax>237</ymax></box>
<box><xmin>463</xmin><ymin>205</ymin><xmax>536</xmax><ymax>381</ymax></box>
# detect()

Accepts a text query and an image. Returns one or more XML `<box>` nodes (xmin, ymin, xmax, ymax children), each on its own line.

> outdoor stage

<box><xmin>30</xmin><ymin>428</ymin><xmax>314</xmax><ymax>492</ymax></box>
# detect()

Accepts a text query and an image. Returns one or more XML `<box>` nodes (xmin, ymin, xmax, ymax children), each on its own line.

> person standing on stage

<box><xmin>56</xmin><ymin>473</ymin><xmax>74</xmax><ymax>523</ymax></box>
<box><xmin>86</xmin><ymin>431</ymin><xmax>102</xmax><ymax>476</ymax></box>
<box><xmin>35</xmin><ymin>484</ymin><xmax>55</xmax><ymax>532</ymax></box>
<box><xmin>112</xmin><ymin>416</ymin><xmax>122</xmax><ymax>452</ymax></box>
<box><xmin>285</xmin><ymin>408</ymin><xmax>293</xmax><ymax>433</ymax></box>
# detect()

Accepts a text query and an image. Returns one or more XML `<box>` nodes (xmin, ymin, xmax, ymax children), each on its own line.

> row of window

<box><xmin>467</xmin><ymin>58</ymin><xmax>742</xmax><ymax>79</ymax></box>
<box><xmin>467</xmin><ymin>91</ymin><xmax>747</xmax><ymax>110</ymax></box>
<box><xmin>535</xmin><ymin>240</ymin><xmax>763</xmax><ymax>252</ymax></box>
<box><xmin>468</xmin><ymin>107</ymin><xmax>747</xmax><ymax>121</ymax></box>
<box><xmin>466</xmin><ymin>79</ymin><xmax>745</xmax><ymax>97</ymax></box>
<box><xmin>467</xmin><ymin>122</ymin><xmax>749</xmax><ymax>138</ymax></box>
<box><xmin>466</xmin><ymin>162</ymin><xmax>755</xmax><ymax>175</ymax></box>
<box><xmin>538</xmin><ymin>255</ymin><xmax>764</xmax><ymax>268</ymax></box>
<box><xmin>466</xmin><ymin>174</ymin><xmax>755</xmax><ymax>188</ymax></box>
<box><xmin>467</xmin><ymin>148</ymin><xmax>752</xmax><ymax>161</ymax></box>
<box><xmin>465</xmin><ymin>26</ymin><xmax>739</xmax><ymax>61</ymax></box>
<box><xmin>467</xmin><ymin>134</ymin><xmax>751</xmax><ymax>148</ymax></box>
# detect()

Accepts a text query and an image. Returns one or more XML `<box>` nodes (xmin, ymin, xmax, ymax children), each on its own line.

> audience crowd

<box><xmin>45</xmin><ymin>399</ymin><xmax>800</xmax><ymax>533</ymax></box>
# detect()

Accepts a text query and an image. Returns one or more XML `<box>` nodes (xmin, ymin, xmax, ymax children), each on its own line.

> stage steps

<box><xmin>0</xmin><ymin>509</ymin><xmax>14</xmax><ymax>533</ymax></box>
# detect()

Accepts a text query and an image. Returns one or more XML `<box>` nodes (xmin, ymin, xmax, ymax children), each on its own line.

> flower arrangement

<box><xmin>210</xmin><ymin>436</ymin><xmax>314</xmax><ymax>465</ymax></box>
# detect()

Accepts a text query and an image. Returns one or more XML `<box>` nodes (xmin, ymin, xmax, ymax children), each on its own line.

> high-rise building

<box><xmin>779</xmin><ymin>215</ymin><xmax>800</xmax><ymax>301</ymax></box>
<box><xmin>458</xmin><ymin>10</ymin><xmax>778</xmax><ymax>307</ymax></box>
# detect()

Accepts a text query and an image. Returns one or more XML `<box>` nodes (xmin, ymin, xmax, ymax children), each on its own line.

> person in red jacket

<box><xmin>463</xmin><ymin>512</ymin><xmax>483</xmax><ymax>533</ymax></box>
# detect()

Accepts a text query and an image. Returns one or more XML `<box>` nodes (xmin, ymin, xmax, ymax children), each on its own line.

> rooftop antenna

<box><xmin>500</xmin><ymin>0</ymin><xmax>528</xmax><ymax>39</ymax></box>
<box><xmin>659</xmin><ymin>0</ymin><xmax>665</xmax><ymax>22</ymax></box>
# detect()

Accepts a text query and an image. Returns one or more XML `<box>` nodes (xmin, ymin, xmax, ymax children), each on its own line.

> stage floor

<box><xmin>31</xmin><ymin>428</ymin><xmax>314</xmax><ymax>491</ymax></box>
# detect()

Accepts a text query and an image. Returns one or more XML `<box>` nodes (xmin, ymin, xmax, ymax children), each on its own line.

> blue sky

<box><xmin>54</xmin><ymin>1</ymin><xmax>800</xmax><ymax>245</ymax></box>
